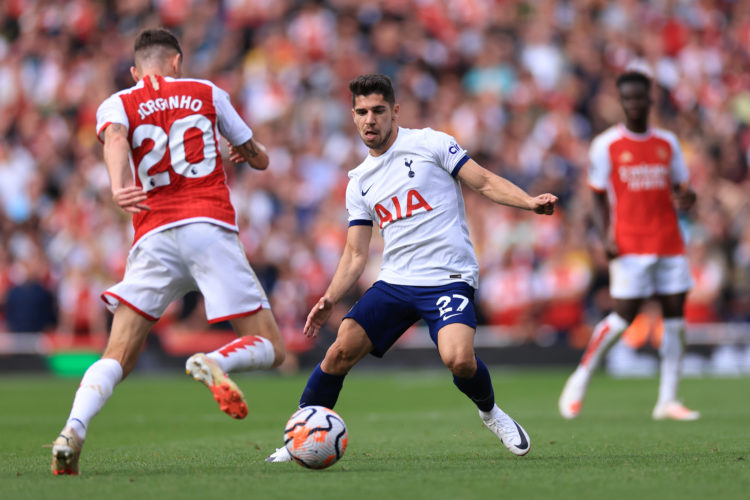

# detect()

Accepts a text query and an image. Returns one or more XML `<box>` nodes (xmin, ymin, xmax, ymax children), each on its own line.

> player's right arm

<box><xmin>591</xmin><ymin>189</ymin><xmax>617</xmax><ymax>259</ymax></box>
<box><xmin>588</xmin><ymin>131</ymin><xmax>616</xmax><ymax>258</ymax></box>
<box><xmin>303</xmin><ymin>224</ymin><xmax>372</xmax><ymax>338</ymax></box>
<box><xmin>102</xmin><ymin>123</ymin><xmax>149</xmax><ymax>214</ymax></box>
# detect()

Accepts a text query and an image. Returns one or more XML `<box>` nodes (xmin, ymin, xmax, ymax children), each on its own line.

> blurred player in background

<box><xmin>559</xmin><ymin>70</ymin><xmax>699</xmax><ymax>421</ymax></box>
<box><xmin>267</xmin><ymin>74</ymin><xmax>557</xmax><ymax>462</ymax></box>
<box><xmin>51</xmin><ymin>28</ymin><xmax>286</xmax><ymax>475</ymax></box>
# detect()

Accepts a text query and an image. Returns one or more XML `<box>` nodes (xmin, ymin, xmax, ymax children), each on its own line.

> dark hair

<box><xmin>134</xmin><ymin>28</ymin><xmax>183</xmax><ymax>57</ymax></box>
<box><xmin>349</xmin><ymin>74</ymin><xmax>395</xmax><ymax>107</ymax></box>
<box><xmin>616</xmin><ymin>71</ymin><xmax>651</xmax><ymax>91</ymax></box>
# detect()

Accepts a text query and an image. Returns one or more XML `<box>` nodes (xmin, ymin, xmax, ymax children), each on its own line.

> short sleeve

<box><xmin>213</xmin><ymin>85</ymin><xmax>253</xmax><ymax>146</ymax></box>
<box><xmin>588</xmin><ymin>134</ymin><xmax>611</xmax><ymax>192</ymax></box>
<box><xmin>664</xmin><ymin>132</ymin><xmax>689</xmax><ymax>185</ymax></box>
<box><xmin>426</xmin><ymin>129</ymin><xmax>470</xmax><ymax>177</ymax></box>
<box><xmin>96</xmin><ymin>94</ymin><xmax>129</xmax><ymax>143</ymax></box>
<box><xmin>345</xmin><ymin>178</ymin><xmax>373</xmax><ymax>226</ymax></box>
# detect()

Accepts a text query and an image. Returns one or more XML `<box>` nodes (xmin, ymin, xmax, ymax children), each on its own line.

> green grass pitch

<box><xmin>1</xmin><ymin>369</ymin><xmax>748</xmax><ymax>500</ymax></box>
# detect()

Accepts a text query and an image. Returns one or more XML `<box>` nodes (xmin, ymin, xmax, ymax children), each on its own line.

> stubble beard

<box><xmin>365</xmin><ymin>125</ymin><xmax>393</xmax><ymax>152</ymax></box>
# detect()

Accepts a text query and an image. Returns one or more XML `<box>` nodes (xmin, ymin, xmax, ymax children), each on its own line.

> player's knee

<box><xmin>323</xmin><ymin>343</ymin><xmax>359</xmax><ymax>374</ymax></box>
<box><xmin>271</xmin><ymin>343</ymin><xmax>286</xmax><ymax>368</ymax></box>
<box><xmin>444</xmin><ymin>354</ymin><xmax>477</xmax><ymax>378</ymax></box>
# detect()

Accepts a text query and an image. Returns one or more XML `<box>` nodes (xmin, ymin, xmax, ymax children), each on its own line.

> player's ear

<box><xmin>392</xmin><ymin>103</ymin><xmax>399</xmax><ymax>121</ymax></box>
<box><xmin>171</xmin><ymin>53</ymin><xmax>182</xmax><ymax>77</ymax></box>
<box><xmin>130</xmin><ymin>66</ymin><xmax>140</xmax><ymax>83</ymax></box>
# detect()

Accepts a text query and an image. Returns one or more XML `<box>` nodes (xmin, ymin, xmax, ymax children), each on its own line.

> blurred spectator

<box><xmin>3</xmin><ymin>247</ymin><xmax>56</xmax><ymax>333</ymax></box>
<box><xmin>0</xmin><ymin>0</ymin><xmax>747</xmax><ymax>358</ymax></box>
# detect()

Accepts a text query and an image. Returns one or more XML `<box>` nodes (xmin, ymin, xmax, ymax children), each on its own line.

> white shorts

<box><xmin>102</xmin><ymin>223</ymin><xmax>270</xmax><ymax>322</ymax></box>
<box><xmin>609</xmin><ymin>254</ymin><xmax>693</xmax><ymax>299</ymax></box>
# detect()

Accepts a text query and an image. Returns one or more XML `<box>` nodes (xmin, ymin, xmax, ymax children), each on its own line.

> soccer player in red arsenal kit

<box><xmin>51</xmin><ymin>29</ymin><xmax>286</xmax><ymax>475</ymax></box>
<box><xmin>559</xmin><ymin>71</ymin><xmax>699</xmax><ymax>422</ymax></box>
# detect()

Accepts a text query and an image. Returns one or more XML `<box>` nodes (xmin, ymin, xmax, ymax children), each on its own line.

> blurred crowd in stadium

<box><xmin>0</xmin><ymin>0</ymin><xmax>749</xmax><ymax>357</ymax></box>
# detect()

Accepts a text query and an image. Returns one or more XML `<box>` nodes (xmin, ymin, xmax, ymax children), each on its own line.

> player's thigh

<box><xmin>612</xmin><ymin>298</ymin><xmax>645</xmax><ymax>323</ymax></box>
<box><xmin>656</xmin><ymin>292</ymin><xmax>688</xmax><ymax>318</ymax></box>
<box><xmin>180</xmin><ymin>223</ymin><xmax>271</xmax><ymax>322</ymax></box>
<box><xmin>417</xmin><ymin>282</ymin><xmax>477</xmax><ymax>344</ymax></box>
<box><xmin>654</xmin><ymin>255</ymin><xmax>693</xmax><ymax>298</ymax></box>
<box><xmin>103</xmin><ymin>232</ymin><xmax>194</xmax><ymax>320</ymax></box>
<box><xmin>229</xmin><ymin>309</ymin><xmax>285</xmax><ymax>362</ymax></box>
<box><xmin>342</xmin><ymin>282</ymin><xmax>420</xmax><ymax>357</ymax></box>
<box><xmin>321</xmin><ymin>319</ymin><xmax>374</xmax><ymax>374</ymax></box>
<box><xmin>436</xmin><ymin>322</ymin><xmax>477</xmax><ymax>374</ymax></box>
<box><xmin>609</xmin><ymin>254</ymin><xmax>657</xmax><ymax>299</ymax></box>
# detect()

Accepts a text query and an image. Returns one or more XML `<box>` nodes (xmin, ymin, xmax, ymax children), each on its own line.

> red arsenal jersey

<box><xmin>96</xmin><ymin>75</ymin><xmax>253</xmax><ymax>245</ymax></box>
<box><xmin>588</xmin><ymin>125</ymin><xmax>690</xmax><ymax>256</ymax></box>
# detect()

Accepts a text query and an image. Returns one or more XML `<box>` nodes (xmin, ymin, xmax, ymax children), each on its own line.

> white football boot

<box><xmin>265</xmin><ymin>446</ymin><xmax>292</xmax><ymax>463</ymax></box>
<box><xmin>558</xmin><ymin>367</ymin><xmax>591</xmax><ymax>419</ymax></box>
<box><xmin>652</xmin><ymin>401</ymin><xmax>700</xmax><ymax>421</ymax></box>
<box><xmin>479</xmin><ymin>405</ymin><xmax>531</xmax><ymax>456</ymax></box>
<box><xmin>186</xmin><ymin>353</ymin><xmax>248</xmax><ymax>419</ymax></box>
<box><xmin>51</xmin><ymin>426</ymin><xmax>84</xmax><ymax>475</ymax></box>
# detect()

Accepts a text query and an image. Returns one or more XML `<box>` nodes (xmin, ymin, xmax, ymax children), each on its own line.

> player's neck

<box><xmin>624</xmin><ymin>120</ymin><xmax>648</xmax><ymax>134</ymax></box>
<box><xmin>369</xmin><ymin>126</ymin><xmax>399</xmax><ymax>157</ymax></box>
<box><xmin>137</xmin><ymin>65</ymin><xmax>178</xmax><ymax>81</ymax></box>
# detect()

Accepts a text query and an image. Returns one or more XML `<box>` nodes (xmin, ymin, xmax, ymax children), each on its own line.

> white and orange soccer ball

<box><xmin>283</xmin><ymin>406</ymin><xmax>348</xmax><ymax>469</ymax></box>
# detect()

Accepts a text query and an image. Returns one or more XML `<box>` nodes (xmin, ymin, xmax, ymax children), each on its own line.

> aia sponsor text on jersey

<box><xmin>375</xmin><ymin>189</ymin><xmax>433</xmax><ymax>229</ymax></box>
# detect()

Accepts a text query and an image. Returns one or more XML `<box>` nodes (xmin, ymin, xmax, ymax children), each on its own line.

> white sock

<box><xmin>206</xmin><ymin>336</ymin><xmax>275</xmax><ymax>373</ymax></box>
<box><xmin>579</xmin><ymin>312</ymin><xmax>629</xmax><ymax>371</ymax></box>
<box><xmin>657</xmin><ymin>318</ymin><xmax>685</xmax><ymax>405</ymax></box>
<box><xmin>65</xmin><ymin>358</ymin><xmax>123</xmax><ymax>440</ymax></box>
<box><xmin>479</xmin><ymin>404</ymin><xmax>501</xmax><ymax>420</ymax></box>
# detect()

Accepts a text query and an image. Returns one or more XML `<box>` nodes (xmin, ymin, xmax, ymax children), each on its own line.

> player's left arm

<box><xmin>213</xmin><ymin>84</ymin><xmax>270</xmax><ymax>170</ymax></box>
<box><xmin>457</xmin><ymin>159</ymin><xmax>557</xmax><ymax>215</ymax></box>
<box><xmin>228</xmin><ymin>137</ymin><xmax>269</xmax><ymax>170</ymax></box>
<box><xmin>673</xmin><ymin>182</ymin><xmax>696</xmax><ymax>211</ymax></box>
<box><xmin>666</xmin><ymin>132</ymin><xmax>695</xmax><ymax>212</ymax></box>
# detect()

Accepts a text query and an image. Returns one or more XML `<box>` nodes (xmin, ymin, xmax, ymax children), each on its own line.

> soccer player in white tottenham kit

<box><xmin>267</xmin><ymin>74</ymin><xmax>557</xmax><ymax>462</ymax></box>
<box><xmin>558</xmin><ymin>70</ymin><xmax>699</xmax><ymax>421</ymax></box>
<box><xmin>50</xmin><ymin>29</ymin><xmax>286</xmax><ymax>475</ymax></box>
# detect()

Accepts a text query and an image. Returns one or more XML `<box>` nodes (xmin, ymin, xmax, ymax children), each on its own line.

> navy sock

<box><xmin>299</xmin><ymin>363</ymin><xmax>346</xmax><ymax>409</ymax></box>
<box><xmin>452</xmin><ymin>356</ymin><xmax>495</xmax><ymax>412</ymax></box>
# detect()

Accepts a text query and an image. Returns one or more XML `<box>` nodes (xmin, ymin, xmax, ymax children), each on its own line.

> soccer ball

<box><xmin>283</xmin><ymin>406</ymin><xmax>348</xmax><ymax>469</ymax></box>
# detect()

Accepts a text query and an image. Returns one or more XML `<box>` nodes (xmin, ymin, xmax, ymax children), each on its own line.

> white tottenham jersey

<box><xmin>346</xmin><ymin>127</ymin><xmax>479</xmax><ymax>288</ymax></box>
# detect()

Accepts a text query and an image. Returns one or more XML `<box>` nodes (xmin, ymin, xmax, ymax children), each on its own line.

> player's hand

<box><xmin>604</xmin><ymin>231</ymin><xmax>619</xmax><ymax>260</ymax></box>
<box><xmin>304</xmin><ymin>296</ymin><xmax>334</xmax><ymax>338</ymax></box>
<box><xmin>227</xmin><ymin>141</ymin><xmax>245</xmax><ymax>164</ymax></box>
<box><xmin>529</xmin><ymin>193</ymin><xmax>558</xmax><ymax>215</ymax></box>
<box><xmin>674</xmin><ymin>187</ymin><xmax>696</xmax><ymax>212</ymax></box>
<box><xmin>112</xmin><ymin>186</ymin><xmax>150</xmax><ymax>214</ymax></box>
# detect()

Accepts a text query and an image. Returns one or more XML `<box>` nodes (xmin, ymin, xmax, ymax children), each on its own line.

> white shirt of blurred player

<box><xmin>346</xmin><ymin>127</ymin><xmax>479</xmax><ymax>288</ymax></box>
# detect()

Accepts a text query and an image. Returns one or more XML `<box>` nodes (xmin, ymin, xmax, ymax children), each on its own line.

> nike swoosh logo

<box><xmin>361</xmin><ymin>185</ymin><xmax>373</xmax><ymax>196</ymax></box>
<box><xmin>512</xmin><ymin>421</ymin><xmax>529</xmax><ymax>450</ymax></box>
<box><xmin>442</xmin><ymin>313</ymin><xmax>461</xmax><ymax>320</ymax></box>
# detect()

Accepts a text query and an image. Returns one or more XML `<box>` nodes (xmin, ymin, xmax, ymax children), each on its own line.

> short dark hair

<box><xmin>349</xmin><ymin>74</ymin><xmax>395</xmax><ymax>107</ymax></box>
<box><xmin>616</xmin><ymin>71</ymin><xmax>651</xmax><ymax>92</ymax></box>
<box><xmin>134</xmin><ymin>28</ymin><xmax>183</xmax><ymax>58</ymax></box>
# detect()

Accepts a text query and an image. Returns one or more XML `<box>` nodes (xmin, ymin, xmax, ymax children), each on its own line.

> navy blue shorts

<box><xmin>343</xmin><ymin>280</ymin><xmax>477</xmax><ymax>357</ymax></box>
